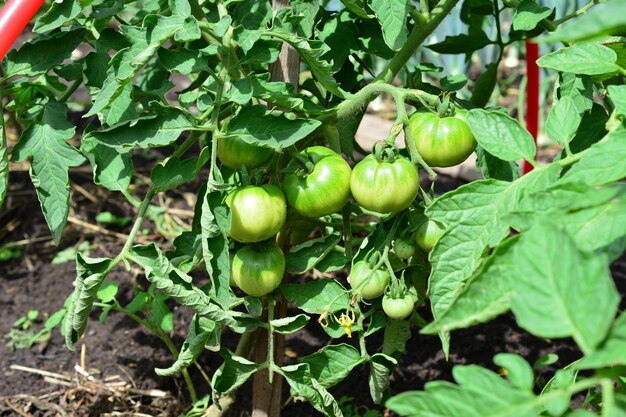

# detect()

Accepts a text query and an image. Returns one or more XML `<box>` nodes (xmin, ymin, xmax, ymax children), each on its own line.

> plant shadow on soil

<box><xmin>1</xmin><ymin>165</ymin><xmax>625</xmax><ymax>417</ymax></box>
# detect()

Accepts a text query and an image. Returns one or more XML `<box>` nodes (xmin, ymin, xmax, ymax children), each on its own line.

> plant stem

<box><xmin>376</xmin><ymin>0</ymin><xmax>461</xmax><ymax>83</ymax></box>
<box><xmin>267</xmin><ymin>296</ymin><xmax>275</xmax><ymax>384</ymax></box>
<box><xmin>552</xmin><ymin>0</ymin><xmax>599</xmax><ymax>26</ymax></box>
<box><xmin>59</xmin><ymin>78</ymin><xmax>82</xmax><ymax>103</ymax></box>
<box><xmin>601</xmin><ymin>379</ymin><xmax>615</xmax><ymax>416</ymax></box>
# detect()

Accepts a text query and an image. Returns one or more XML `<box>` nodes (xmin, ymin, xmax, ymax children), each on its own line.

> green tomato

<box><xmin>217</xmin><ymin>136</ymin><xmax>273</xmax><ymax>169</ymax></box>
<box><xmin>283</xmin><ymin>146</ymin><xmax>352</xmax><ymax>218</ymax></box>
<box><xmin>407</xmin><ymin>109</ymin><xmax>477</xmax><ymax>168</ymax></box>
<box><xmin>231</xmin><ymin>244</ymin><xmax>285</xmax><ymax>297</ymax></box>
<box><xmin>348</xmin><ymin>261</ymin><xmax>390</xmax><ymax>300</ymax></box>
<box><xmin>350</xmin><ymin>154</ymin><xmax>419</xmax><ymax>213</ymax></box>
<box><xmin>393</xmin><ymin>237</ymin><xmax>416</xmax><ymax>259</ymax></box>
<box><xmin>225</xmin><ymin>184</ymin><xmax>286</xmax><ymax>243</ymax></box>
<box><xmin>415</xmin><ymin>219</ymin><xmax>445</xmax><ymax>252</ymax></box>
<box><xmin>382</xmin><ymin>294</ymin><xmax>415</xmax><ymax>320</ymax></box>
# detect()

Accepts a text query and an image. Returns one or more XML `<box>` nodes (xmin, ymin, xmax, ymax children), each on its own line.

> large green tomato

<box><xmin>225</xmin><ymin>185</ymin><xmax>286</xmax><ymax>243</ymax></box>
<box><xmin>407</xmin><ymin>109</ymin><xmax>476</xmax><ymax>168</ymax></box>
<box><xmin>350</xmin><ymin>154</ymin><xmax>418</xmax><ymax>213</ymax></box>
<box><xmin>231</xmin><ymin>244</ymin><xmax>285</xmax><ymax>297</ymax></box>
<box><xmin>217</xmin><ymin>136</ymin><xmax>273</xmax><ymax>169</ymax></box>
<box><xmin>348</xmin><ymin>261</ymin><xmax>390</xmax><ymax>300</ymax></box>
<box><xmin>283</xmin><ymin>146</ymin><xmax>352</xmax><ymax>218</ymax></box>
<box><xmin>415</xmin><ymin>219</ymin><xmax>445</xmax><ymax>252</ymax></box>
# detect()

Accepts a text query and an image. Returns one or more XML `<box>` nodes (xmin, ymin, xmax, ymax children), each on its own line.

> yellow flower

<box><xmin>333</xmin><ymin>310</ymin><xmax>356</xmax><ymax>338</ymax></box>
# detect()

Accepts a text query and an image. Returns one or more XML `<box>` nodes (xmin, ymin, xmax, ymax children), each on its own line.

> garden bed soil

<box><xmin>1</xmin><ymin>161</ymin><xmax>625</xmax><ymax>417</ymax></box>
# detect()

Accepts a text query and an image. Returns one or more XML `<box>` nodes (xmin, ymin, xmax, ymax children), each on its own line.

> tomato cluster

<box><xmin>217</xmin><ymin>108</ymin><xmax>471</xmax><ymax>318</ymax></box>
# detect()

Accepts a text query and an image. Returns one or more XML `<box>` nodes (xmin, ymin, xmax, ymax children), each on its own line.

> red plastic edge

<box><xmin>0</xmin><ymin>0</ymin><xmax>46</xmax><ymax>61</ymax></box>
<box><xmin>523</xmin><ymin>40</ymin><xmax>540</xmax><ymax>175</ymax></box>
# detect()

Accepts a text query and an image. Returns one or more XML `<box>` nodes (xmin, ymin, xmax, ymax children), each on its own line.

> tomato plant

<box><xmin>407</xmin><ymin>109</ymin><xmax>477</xmax><ymax>167</ymax></box>
<box><xmin>1</xmin><ymin>0</ymin><xmax>625</xmax><ymax>415</ymax></box>
<box><xmin>350</xmin><ymin>152</ymin><xmax>419</xmax><ymax>214</ymax></box>
<box><xmin>283</xmin><ymin>146</ymin><xmax>352</xmax><ymax>218</ymax></box>
<box><xmin>231</xmin><ymin>243</ymin><xmax>285</xmax><ymax>297</ymax></box>
<box><xmin>225</xmin><ymin>184</ymin><xmax>287</xmax><ymax>243</ymax></box>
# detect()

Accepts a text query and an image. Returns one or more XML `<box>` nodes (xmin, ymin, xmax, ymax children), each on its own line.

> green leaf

<box><xmin>271</xmin><ymin>314</ymin><xmax>310</xmax><ymax>335</ymax></box>
<box><xmin>302</xmin><ymin>344</ymin><xmax>363</xmax><ymax>388</ymax></box>
<box><xmin>369</xmin><ymin>353</ymin><xmax>396</xmax><ymax>404</ymax></box>
<box><xmin>85</xmin><ymin>105</ymin><xmax>195</xmax><ymax>150</ymax></box>
<box><xmin>577</xmin><ymin>313</ymin><xmax>626</xmax><ymax>369</ymax></box>
<box><xmin>386</xmin><ymin>364</ymin><xmax>538</xmax><ymax>417</ymax></box>
<box><xmin>34</xmin><ymin>0</ymin><xmax>83</xmax><ymax>33</ymax></box>
<box><xmin>470</xmin><ymin>63</ymin><xmax>498</xmax><ymax>107</ymax></box>
<box><xmin>0</xmin><ymin>101</ymin><xmax>7</xmax><ymax>209</ymax></box>
<box><xmin>383</xmin><ymin>318</ymin><xmax>411</xmax><ymax>356</ymax></box>
<box><xmin>96</xmin><ymin>280</ymin><xmax>119</xmax><ymax>303</ymax></box>
<box><xmin>126</xmin><ymin>291</ymin><xmax>149</xmax><ymax>314</ymax></box>
<box><xmin>512</xmin><ymin>0</ymin><xmax>551</xmax><ymax>31</ymax></box>
<box><xmin>212</xmin><ymin>349</ymin><xmax>261</xmax><ymax>399</ymax></box>
<box><xmin>537</xmin><ymin>43</ymin><xmax>622</xmax><ymax>76</ymax></box>
<box><xmin>229</xmin><ymin>75</ymin><xmax>324</xmax><ymax>112</ymax></box>
<box><xmin>156</xmin><ymin>316</ymin><xmax>216</xmax><ymax>376</ymax></box>
<box><xmin>281</xmin><ymin>280</ymin><xmax>350</xmax><ymax>315</ymax></box>
<box><xmin>11</xmin><ymin>101</ymin><xmax>86</xmax><ymax>244</ymax></box>
<box><xmin>427</xmin><ymin>28</ymin><xmax>492</xmax><ymax>54</ymax></box>
<box><xmin>318</xmin><ymin>11</ymin><xmax>359</xmax><ymax>73</ymax></box>
<box><xmin>80</xmin><ymin>138</ymin><xmax>132</xmax><ymax>193</ymax></box>
<box><xmin>151</xmin><ymin>148</ymin><xmax>209</xmax><ymax>193</ymax></box>
<box><xmin>440</xmin><ymin>74</ymin><xmax>468</xmax><ymax>91</ymax></box>
<box><xmin>563</xmin><ymin>126</ymin><xmax>626</xmax><ymax>186</ymax></box>
<box><xmin>265</xmin><ymin>29</ymin><xmax>344</xmax><ymax>97</ymax></box>
<box><xmin>287</xmin><ymin>233</ymin><xmax>341</xmax><ymax>274</ymax></box>
<box><xmin>282</xmin><ymin>363</ymin><xmax>344</xmax><ymax>417</ymax></box>
<box><xmin>609</xmin><ymin>85</ymin><xmax>626</xmax><ymax>117</ymax></box>
<box><xmin>546</xmin><ymin>0</ymin><xmax>626</xmax><ymax>43</ymax></box>
<box><xmin>95</xmin><ymin>212</ymin><xmax>131</xmax><ymax>228</ymax></box>
<box><xmin>65</xmin><ymin>255</ymin><xmax>112</xmax><ymax>350</ymax></box>
<box><xmin>510</xmin><ymin>221</ymin><xmax>619</xmax><ymax>354</ymax></box>
<box><xmin>421</xmin><ymin>235</ymin><xmax>518</xmax><ymax>334</ymax></box>
<box><xmin>158</xmin><ymin>48</ymin><xmax>209</xmax><ymax>74</ymax></box>
<box><xmin>475</xmin><ymin>145</ymin><xmax>521</xmax><ymax>181</ymax></box>
<box><xmin>2</xmin><ymin>29</ymin><xmax>85</xmax><ymax>79</ymax></box>
<box><xmin>545</xmin><ymin>96</ymin><xmax>581</xmax><ymax>146</ymax></box>
<box><xmin>225</xmin><ymin>105</ymin><xmax>322</xmax><ymax>149</ymax></box>
<box><xmin>369</xmin><ymin>0</ymin><xmax>409</xmax><ymax>51</ymax></box>
<box><xmin>558</xmin><ymin>73</ymin><xmax>593</xmax><ymax>113</ymax></box>
<box><xmin>426</xmin><ymin>167</ymin><xmax>559</xmax><ymax>354</ymax></box>
<box><xmin>565</xmin><ymin>103</ymin><xmax>608</xmax><ymax>156</ymax></box>
<box><xmin>493</xmin><ymin>353</ymin><xmax>534</xmax><ymax>392</ymax></box>
<box><xmin>467</xmin><ymin>109</ymin><xmax>537</xmax><ymax>162</ymax></box>
<box><xmin>200</xmin><ymin>189</ymin><xmax>232</xmax><ymax>309</ymax></box>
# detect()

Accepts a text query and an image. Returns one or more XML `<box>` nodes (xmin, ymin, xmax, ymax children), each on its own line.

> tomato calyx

<box><xmin>436</xmin><ymin>94</ymin><xmax>455</xmax><ymax>118</ymax></box>
<box><xmin>372</xmin><ymin>141</ymin><xmax>399</xmax><ymax>163</ymax></box>
<box><xmin>289</xmin><ymin>147</ymin><xmax>315</xmax><ymax>177</ymax></box>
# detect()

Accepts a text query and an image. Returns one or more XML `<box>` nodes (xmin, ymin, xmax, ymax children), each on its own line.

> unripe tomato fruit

<box><xmin>231</xmin><ymin>244</ymin><xmax>285</xmax><ymax>297</ymax></box>
<box><xmin>393</xmin><ymin>237</ymin><xmax>416</xmax><ymax>259</ymax></box>
<box><xmin>382</xmin><ymin>294</ymin><xmax>415</xmax><ymax>320</ymax></box>
<box><xmin>350</xmin><ymin>154</ymin><xmax>418</xmax><ymax>213</ymax></box>
<box><xmin>283</xmin><ymin>146</ymin><xmax>352</xmax><ymax>218</ymax></box>
<box><xmin>348</xmin><ymin>261</ymin><xmax>390</xmax><ymax>299</ymax></box>
<box><xmin>407</xmin><ymin>109</ymin><xmax>476</xmax><ymax>168</ymax></box>
<box><xmin>225</xmin><ymin>185</ymin><xmax>286</xmax><ymax>243</ymax></box>
<box><xmin>415</xmin><ymin>219</ymin><xmax>445</xmax><ymax>252</ymax></box>
<box><xmin>217</xmin><ymin>136</ymin><xmax>273</xmax><ymax>169</ymax></box>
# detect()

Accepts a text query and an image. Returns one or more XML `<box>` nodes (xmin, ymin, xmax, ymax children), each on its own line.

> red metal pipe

<box><xmin>0</xmin><ymin>0</ymin><xmax>46</xmax><ymax>61</ymax></box>
<box><xmin>523</xmin><ymin>40</ymin><xmax>540</xmax><ymax>174</ymax></box>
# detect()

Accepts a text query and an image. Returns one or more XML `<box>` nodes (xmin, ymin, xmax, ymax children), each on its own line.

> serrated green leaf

<box><xmin>383</xmin><ymin>318</ymin><xmax>411</xmax><ymax>356</ymax></box>
<box><xmin>225</xmin><ymin>105</ymin><xmax>322</xmax><ymax>149</ymax></box>
<box><xmin>369</xmin><ymin>0</ymin><xmax>409</xmax><ymax>51</ymax></box>
<box><xmin>97</xmin><ymin>280</ymin><xmax>119</xmax><ymax>303</ymax></box>
<box><xmin>212</xmin><ymin>349</ymin><xmax>261</xmax><ymax>400</ymax></box>
<box><xmin>440</xmin><ymin>73</ymin><xmax>468</xmax><ymax>91</ymax></box>
<box><xmin>369</xmin><ymin>353</ymin><xmax>396</xmax><ymax>404</ymax></box>
<box><xmin>271</xmin><ymin>314</ymin><xmax>310</xmax><ymax>335</ymax></box>
<box><xmin>2</xmin><ymin>29</ymin><xmax>85</xmax><ymax>79</ymax></box>
<box><xmin>558</xmin><ymin>73</ymin><xmax>593</xmax><ymax>113</ymax></box>
<box><xmin>151</xmin><ymin>148</ymin><xmax>209</xmax><ymax>193</ymax></box>
<box><xmin>282</xmin><ymin>363</ymin><xmax>344</xmax><ymax>417</ymax></box>
<box><xmin>80</xmin><ymin>138</ymin><xmax>132</xmax><ymax>193</ymax></box>
<box><xmin>511</xmin><ymin>221</ymin><xmax>619</xmax><ymax>354</ymax></box>
<box><xmin>11</xmin><ymin>101</ymin><xmax>86</xmax><ymax>244</ymax></box>
<box><xmin>286</xmin><ymin>233</ymin><xmax>341</xmax><ymax>274</ymax></box>
<box><xmin>34</xmin><ymin>0</ymin><xmax>83</xmax><ymax>33</ymax></box>
<box><xmin>427</xmin><ymin>28</ymin><xmax>492</xmax><ymax>54</ymax></box>
<box><xmin>537</xmin><ymin>43</ymin><xmax>622</xmax><ymax>76</ymax></box>
<box><xmin>545</xmin><ymin>0</ymin><xmax>626</xmax><ymax>43</ymax></box>
<box><xmin>467</xmin><ymin>109</ymin><xmax>537</xmax><ymax>162</ymax></box>
<box><xmin>609</xmin><ymin>85</ymin><xmax>626</xmax><ymax>117</ymax></box>
<box><xmin>513</xmin><ymin>0</ymin><xmax>551</xmax><ymax>31</ymax></box>
<box><xmin>158</xmin><ymin>48</ymin><xmax>209</xmax><ymax>74</ymax></box>
<box><xmin>577</xmin><ymin>313</ymin><xmax>626</xmax><ymax>369</ymax></box>
<box><xmin>475</xmin><ymin>145</ymin><xmax>521</xmax><ymax>181</ymax></box>
<box><xmin>156</xmin><ymin>316</ymin><xmax>215</xmax><ymax>376</ymax></box>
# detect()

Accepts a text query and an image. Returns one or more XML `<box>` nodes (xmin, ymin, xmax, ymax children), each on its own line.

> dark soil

<box><xmin>1</xmin><ymin>161</ymin><xmax>625</xmax><ymax>417</ymax></box>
